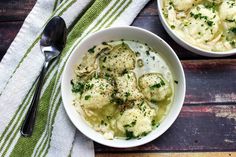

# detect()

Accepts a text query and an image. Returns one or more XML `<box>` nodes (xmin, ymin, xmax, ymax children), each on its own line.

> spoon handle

<box><xmin>20</xmin><ymin>61</ymin><xmax>49</xmax><ymax>137</ymax></box>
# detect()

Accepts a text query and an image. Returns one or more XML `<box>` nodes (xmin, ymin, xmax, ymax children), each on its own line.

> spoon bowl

<box><xmin>41</xmin><ymin>16</ymin><xmax>67</xmax><ymax>61</ymax></box>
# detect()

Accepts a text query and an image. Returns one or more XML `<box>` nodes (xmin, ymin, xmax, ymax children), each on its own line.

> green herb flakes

<box><xmin>85</xmin><ymin>95</ymin><xmax>91</xmax><ymax>100</ymax></box>
<box><xmin>88</xmin><ymin>46</ymin><xmax>96</xmax><ymax>53</ymax></box>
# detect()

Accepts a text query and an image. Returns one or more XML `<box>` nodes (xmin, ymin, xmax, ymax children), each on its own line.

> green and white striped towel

<box><xmin>0</xmin><ymin>0</ymin><xmax>149</xmax><ymax>156</ymax></box>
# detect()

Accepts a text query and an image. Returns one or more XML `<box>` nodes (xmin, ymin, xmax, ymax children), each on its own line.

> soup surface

<box><xmin>71</xmin><ymin>40</ymin><xmax>174</xmax><ymax>140</ymax></box>
<box><xmin>162</xmin><ymin>0</ymin><xmax>236</xmax><ymax>52</ymax></box>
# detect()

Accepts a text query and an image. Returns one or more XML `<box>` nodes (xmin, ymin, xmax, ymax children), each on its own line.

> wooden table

<box><xmin>1</xmin><ymin>0</ymin><xmax>236</xmax><ymax>156</ymax></box>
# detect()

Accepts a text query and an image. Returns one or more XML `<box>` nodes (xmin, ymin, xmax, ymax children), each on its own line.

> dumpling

<box><xmin>116</xmin><ymin>101</ymin><xmax>155</xmax><ymax>138</ymax></box>
<box><xmin>184</xmin><ymin>4</ymin><xmax>220</xmax><ymax>43</ymax></box>
<box><xmin>138</xmin><ymin>73</ymin><xmax>172</xmax><ymax>102</ymax></box>
<box><xmin>99</xmin><ymin>43</ymin><xmax>136</xmax><ymax>75</ymax></box>
<box><xmin>78</xmin><ymin>78</ymin><xmax>113</xmax><ymax>110</ymax></box>
<box><xmin>219</xmin><ymin>0</ymin><xmax>236</xmax><ymax>48</ymax></box>
<box><xmin>173</xmin><ymin>0</ymin><xmax>202</xmax><ymax>11</ymax></box>
<box><xmin>220</xmin><ymin>0</ymin><xmax>236</xmax><ymax>30</ymax></box>
<box><xmin>115</xmin><ymin>72</ymin><xmax>144</xmax><ymax>101</ymax></box>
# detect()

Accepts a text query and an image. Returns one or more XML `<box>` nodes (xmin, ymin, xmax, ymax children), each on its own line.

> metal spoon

<box><xmin>21</xmin><ymin>16</ymin><xmax>67</xmax><ymax>137</ymax></box>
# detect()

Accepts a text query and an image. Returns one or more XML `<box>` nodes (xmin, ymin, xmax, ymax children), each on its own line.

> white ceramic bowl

<box><xmin>61</xmin><ymin>26</ymin><xmax>186</xmax><ymax>148</ymax></box>
<box><xmin>157</xmin><ymin>0</ymin><xmax>236</xmax><ymax>57</ymax></box>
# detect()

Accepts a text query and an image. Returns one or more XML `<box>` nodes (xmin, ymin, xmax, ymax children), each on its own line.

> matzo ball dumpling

<box><xmin>139</xmin><ymin>73</ymin><xmax>172</xmax><ymax>102</ymax></box>
<box><xmin>184</xmin><ymin>4</ymin><xmax>220</xmax><ymax>42</ymax></box>
<box><xmin>172</xmin><ymin>0</ymin><xmax>202</xmax><ymax>11</ymax></box>
<box><xmin>219</xmin><ymin>0</ymin><xmax>236</xmax><ymax>30</ymax></box>
<box><xmin>79</xmin><ymin>78</ymin><xmax>113</xmax><ymax>110</ymax></box>
<box><xmin>99</xmin><ymin>43</ymin><xmax>136</xmax><ymax>75</ymax></box>
<box><xmin>115</xmin><ymin>72</ymin><xmax>144</xmax><ymax>101</ymax></box>
<box><xmin>116</xmin><ymin>101</ymin><xmax>155</xmax><ymax>138</ymax></box>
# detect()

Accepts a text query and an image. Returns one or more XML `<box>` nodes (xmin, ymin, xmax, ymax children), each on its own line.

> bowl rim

<box><xmin>61</xmin><ymin>26</ymin><xmax>186</xmax><ymax>148</ymax></box>
<box><xmin>157</xmin><ymin>0</ymin><xmax>236</xmax><ymax>57</ymax></box>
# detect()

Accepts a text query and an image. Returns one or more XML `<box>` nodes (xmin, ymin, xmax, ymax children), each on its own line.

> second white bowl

<box><xmin>157</xmin><ymin>0</ymin><xmax>236</xmax><ymax>57</ymax></box>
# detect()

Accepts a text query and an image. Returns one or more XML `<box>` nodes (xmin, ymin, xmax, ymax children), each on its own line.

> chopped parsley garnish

<box><xmin>174</xmin><ymin>80</ymin><xmax>179</xmax><ymax>84</ymax></box>
<box><xmin>150</xmin><ymin>83</ymin><xmax>161</xmax><ymax>89</ymax></box>
<box><xmin>135</xmin><ymin>51</ymin><xmax>141</xmax><ymax>57</ymax></box>
<box><xmin>146</xmin><ymin>50</ymin><xmax>150</xmax><ymax>55</ymax></box>
<box><xmin>151</xmin><ymin>120</ymin><xmax>159</xmax><ymax>127</ymax></box>
<box><xmin>141</xmin><ymin>132</ymin><xmax>148</xmax><ymax>137</ymax></box>
<box><xmin>160</xmin><ymin>79</ymin><xmax>165</xmax><ymax>85</ymax></box>
<box><xmin>229</xmin><ymin>27</ymin><xmax>236</xmax><ymax>34</ymax></box>
<box><xmin>122</xmin><ymin>69</ymin><xmax>128</xmax><ymax>74</ymax></box>
<box><xmin>111</xmin><ymin>92</ymin><xmax>124</xmax><ymax>105</ymax></box>
<box><xmin>225</xmin><ymin>19</ymin><xmax>236</xmax><ymax>23</ymax></box>
<box><xmin>104</xmin><ymin>73</ymin><xmax>110</xmax><ymax>80</ymax></box>
<box><xmin>88</xmin><ymin>46</ymin><xmax>96</xmax><ymax>53</ymax></box>
<box><xmin>207</xmin><ymin>20</ymin><xmax>214</xmax><ymax>26</ymax></box>
<box><xmin>150</xmin><ymin>99</ymin><xmax>157</xmax><ymax>104</ymax></box>
<box><xmin>204</xmin><ymin>2</ymin><xmax>217</xmax><ymax>12</ymax></box>
<box><xmin>171</xmin><ymin>25</ymin><xmax>175</xmax><ymax>29</ymax></box>
<box><xmin>125</xmin><ymin>92</ymin><xmax>131</xmax><ymax>97</ymax></box>
<box><xmin>103</xmin><ymin>56</ymin><xmax>107</xmax><ymax>62</ymax></box>
<box><xmin>107</xmin><ymin>68</ymin><xmax>112</xmax><ymax>71</ymax></box>
<box><xmin>85</xmin><ymin>84</ymin><xmax>94</xmax><ymax>90</ymax></box>
<box><xmin>102</xmin><ymin>42</ymin><xmax>108</xmax><ymax>45</ymax></box>
<box><xmin>71</xmin><ymin>81</ymin><xmax>84</xmax><ymax>94</ymax></box>
<box><xmin>131</xmin><ymin>120</ymin><xmax>137</xmax><ymax>126</ymax></box>
<box><xmin>85</xmin><ymin>95</ymin><xmax>91</xmax><ymax>100</ymax></box>
<box><xmin>150</xmin><ymin>80</ymin><xmax>165</xmax><ymax>90</ymax></box>
<box><xmin>127</xmin><ymin>74</ymin><xmax>130</xmax><ymax>79</ymax></box>
<box><xmin>124</xmin><ymin>124</ymin><xmax>131</xmax><ymax>128</ymax></box>
<box><xmin>230</xmin><ymin>40</ymin><xmax>235</xmax><ymax>47</ymax></box>
<box><xmin>152</xmin><ymin>120</ymin><xmax>156</xmax><ymax>126</ymax></box>
<box><xmin>101</xmin><ymin>120</ymin><xmax>107</xmax><ymax>126</ymax></box>
<box><xmin>107</xmin><ymin>116</ymin><xmax>112</xmax><ymax>120</ymax></box>
<box><xmin>125</xmin><ymin>130</ymin><xmax>135</xmax><ymax>140</ymax></box>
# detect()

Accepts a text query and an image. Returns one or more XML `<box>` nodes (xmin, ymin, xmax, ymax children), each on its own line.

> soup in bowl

<box><xmin>61</xmin><ymin>26</ymin><xmax>185</xmax><ymax>147</ymax></box>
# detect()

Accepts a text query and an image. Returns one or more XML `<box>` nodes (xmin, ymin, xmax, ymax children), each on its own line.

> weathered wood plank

<box><xmin>95</xmin><ymin>105</ymin><xmax>236</xmax><ymax>152</ymax></box>
<box><xmin>96</xmin><ymin>152</ymin><xmax>236</xmax><ymax>157</ymax></box>
<box><xmin>182</xmin><ymin>59</ymin><xmax>236</xmax><ymax>104</ymax></box>
<box><xmin>139</xmin><ymin>0</ymin><xmax>158</xmax><ymax>16</ymax></box>
<box><xmin>0</xmin><ymin>21</ymin><xmax>23</xmax><ymax>58</ymax></box>
<box><xmin>0</xmin><ymin>0</ymin><xmax>36</xmax><ymax>22</ymax></box>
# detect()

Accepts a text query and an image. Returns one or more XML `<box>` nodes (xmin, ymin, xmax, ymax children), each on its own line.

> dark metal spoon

<box><xmin>21</xmin><ymin>16</ymin><xmax>67</xmax><ymax>137</ymax></box>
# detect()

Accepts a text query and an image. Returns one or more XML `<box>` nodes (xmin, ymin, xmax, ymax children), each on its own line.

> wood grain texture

<box><xmin>139</xmin><ymin>0</ymin><xmax>158</xmax><ymax>16</ymax></box>
<box><xmin>0</xmin><ymin>0</ymin><xmax>35</xmax><ymax>60</ymax></box>
<box><xmin>96</xmin><ymin>152</ymin><xmax>235</xmax><ymax>157</ymax></box>
<box><xmin>0</xmin><ymin>21</ymin><xmax>23</xmax><ymax>56</ymax></box>
<box><xmin>182</xmin><ymin>59</ymin><xmax>236</xmax><ymax>104</ymax></box>
<box><xmin>95</xmin><ymin>105</ymin><xmax>236</xmax><ymax>152</ymax></box>
<box><xmin>0</xmin><ymin>0</ymin><xmax>36</xmax><ymax>22</ymax></box>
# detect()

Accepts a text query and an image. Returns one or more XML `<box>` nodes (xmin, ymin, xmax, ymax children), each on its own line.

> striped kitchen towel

<box><xmin>0</xmin><ymin>0</ymin><xmax>150</xmax><ymax>156</ymax></box>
